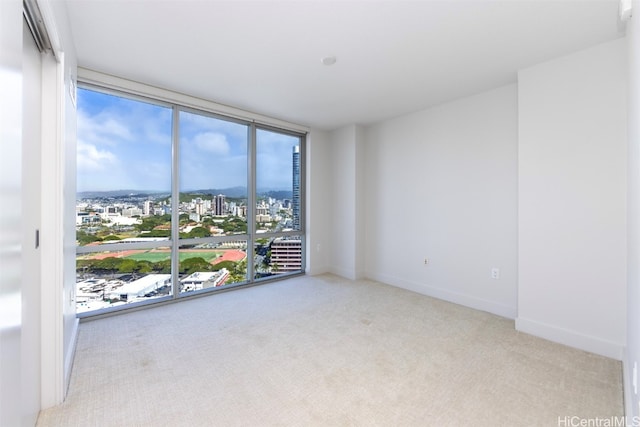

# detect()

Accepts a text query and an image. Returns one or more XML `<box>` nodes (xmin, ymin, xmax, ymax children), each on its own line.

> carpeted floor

<box><xmin>37</xmin><ymin>274</ymin><xmax>623</xmax><ymax>426</ymax></box>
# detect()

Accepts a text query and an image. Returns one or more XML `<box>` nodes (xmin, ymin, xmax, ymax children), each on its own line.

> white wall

<box><xmin>0</xmin><ymin>1</ymin><xmax>25</xmax><ymax>425</ymax></box>
<box><xmin>306</xmin><ymin>129</ymin><xmax>330</xmax><ymax>275</ymax></box>
<box><xmin>517</xmin><ymin>38</ymin><xmax>627</xmax><ymax>360</ymax></box>
<box><xmin>625</xmin><ymin>0</ymin><xmax>640</xmax><ymax>418</ymax></box>
<box><xmin>355</xmin><ymin>126</ymin><xmax>365</xmax><ymax>279</ymax></box>
<box><xmin>22</xmin><ymin>19</ymin><xmax>43</xmax><ymax>426</ymax></box>
<box><xmin>328</xmin><ymin>125</ymin><xmax>366</xmax><ymax>280</ymax></box>
<box><xmin>364</xmin><ymin>84</ymin><xmax>518</xmax><ymax>318</ymax></box>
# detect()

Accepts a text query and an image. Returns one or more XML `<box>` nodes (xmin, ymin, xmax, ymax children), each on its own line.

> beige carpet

<box><xmin>37</xmin><ymin>274</ymin><xmax>623</xmax><ymax>426</ymax></box>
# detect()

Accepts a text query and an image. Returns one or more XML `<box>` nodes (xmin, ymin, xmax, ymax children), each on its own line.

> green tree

<box><xmin>136</xmin><ymin>260</ymin><xmax>153</xmax><ymax>274</ymax></box>
<box><xmin>228</xmin><ymin>259</ymin><xmax>248</xmax><ymax>283</ymax></box>
<box><xmin>77</xmin><ymin>230</ymin><xmax>102</xmax><ymax>245</ymax></box>
<box><xmin>180</xmin><ymin>257</ymin><xmax>214</xmax><ymax>274</ymax></box>
<box><xmin>93</xmin><ymin>257</ymin><xmax>123</xmax><ymax>274</ymax></box>
<box><xmin>153</xmin><ymin>259</ymin><xmax>171</xmax><ymax>274</ymax></box>
<box><xmin>187</xmin><ymin>226</ymin><xmax>211</xmax><ymax>238</ymax></box>
<box><xmin>136</xmin><ymin>214</ymin><xmax>171</xmax><ymax>232</ymax></box>
<box><xmin>221</xmin><ymin>217</ymin><xmax>247</xmax><ymax>233</ymax></box>
<box><xmin>212</xmin><ymin>260</ymin><xmax>235</xmax><ymax>271</ymax></box>
<box><xmin>117</xmin><ymin>258</ymin><xmax>137</xmax><ymax>273</ymax></box>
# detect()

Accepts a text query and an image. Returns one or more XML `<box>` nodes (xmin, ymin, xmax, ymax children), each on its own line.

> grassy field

<box><xmin>125</xmin><ymin>251</ymin><xmax>221</xmax><ymax>263</ymax></box>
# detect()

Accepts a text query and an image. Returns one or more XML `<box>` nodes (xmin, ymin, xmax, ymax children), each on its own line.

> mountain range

<box><xmin>78</xmin><ymin>187</ymin><xmax>292</xmax><ymax>200</ymax></box>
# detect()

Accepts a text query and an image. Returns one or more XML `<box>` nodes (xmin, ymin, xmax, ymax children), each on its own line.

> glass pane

<box><xmin>179</xmin><ymin>111</ymin><xmax>248</xmax><ymax>238</ymax></box>
<box><xmin>76</xmin><ymin>88</ymin><xmax>172</xmax><ymax>247</ymax></box>
<box><xmin>179</xmin><ymin>241</ymin><xmax>248</xmax><ymax>294</ymax></box>
<box><xmin>76</xmin><ymin>248</ymin><xmax>172</xmax><ymax>313</ymax></box>
<box><xmin>255</xmin><ymin>235</ymin><xmax>303</xmax><ymax>278</ymax></box>
<box><xmin>256</xmin><ymin>129</ymin><xmax>302</xmax><ymax>232</ymax></box>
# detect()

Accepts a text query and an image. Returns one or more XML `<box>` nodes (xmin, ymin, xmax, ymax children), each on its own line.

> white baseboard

<box><xmin>622</xmin><ymin>349</ymin><xmax>635</xmax><ymax>418</ymax></box>
<box><xmin>330</xmin><ymin>266</ymin><xmax>358</xmax><ymax>281</ymax></box>
<box><xmin>63</xmin><ymin>317</ymin><xmax>79</xmax><ymax>399</ymax></box>
<box><xmin>306</xmin><ymin>265</ymin><xmax>329</xmax><ymax>276</ymax></box>
<box><xmin>367</xmin><ymin>271</ymin><xmax>517</xmax><ymax>319</ymax></box>
<box><xmin>515</xmin><ymin>317</ymin><xmax>623</xmax><ymax>360</ymax></box>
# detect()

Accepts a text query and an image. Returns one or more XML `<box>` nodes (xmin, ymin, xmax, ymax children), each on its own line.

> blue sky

<box><xmin>77</xmin><ymin>88</ymin><xmax>300</xmax><ymax>193</ymax></box>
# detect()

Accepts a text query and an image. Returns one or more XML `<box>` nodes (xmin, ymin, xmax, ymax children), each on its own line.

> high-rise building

<box><xmin>292</xmin><ymin>145</ymin><xmax>300</xmax><ymax>229</ymax></box>
<box><xmin>143</xmin><ymin>200</ymin><xmax>152</xmax><ymax>216</ymax></box>
<box><xmin>270</xmin><ymin>237</ymin><xmax>302</xmax><ymax>273</ymax></box>
<box><xmin>195</xmin><ymin>199</ymin><xmax>206</xmax><ymax>216</ymax></box>
<box><xmin>213</xmin><ymin>194</ymin><xmax>226</xmax><ymax>216</ymax></box>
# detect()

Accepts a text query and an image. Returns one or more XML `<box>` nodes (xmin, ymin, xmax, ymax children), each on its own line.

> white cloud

<box><xmin>97</xmin><ymin>117</ymin><xmax>131</xmax><ymax>140</ymax></box>
<box><xmin>77</xmin><ymin>109</ymin><xmax>134</xmax><ymax>147</ymax></box>
<box><xmin>77</xmin><ymin>140</ymin><xmax>116</xmax><ymax>172</ymax></box>
<box><xmin>192</xmin><ymin>132</ymin><xmax>230</xmax><ymax>155</ymax></box>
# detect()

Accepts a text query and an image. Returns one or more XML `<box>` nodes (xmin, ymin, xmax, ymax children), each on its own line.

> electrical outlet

<box><xmin>424</xmin><ymin>258</ymin><xmax>429</xmax><ymax>265</ymax></box>
<box><xmin>491</xmin><ymin>268</ymin><xmax>500</xmax><ymax>279</ymax></box>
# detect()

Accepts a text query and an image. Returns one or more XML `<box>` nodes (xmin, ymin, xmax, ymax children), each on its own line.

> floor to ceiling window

<box><xmin>75</xmin><ymin>85</ymin><xmax>305</xmax><ymax>315</ymax></box>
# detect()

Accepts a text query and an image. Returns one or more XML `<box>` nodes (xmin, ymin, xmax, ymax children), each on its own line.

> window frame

<box><xmin>75</xmin><ymin>80</ymin><xmax>306</xmax><ymax>319</ymax></box>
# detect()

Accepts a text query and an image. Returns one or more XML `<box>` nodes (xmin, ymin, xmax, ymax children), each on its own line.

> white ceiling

<box><xmin>63</xmin><ymin>0</ymin><xmax>624</xmax><ymax>130</ymax></box>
